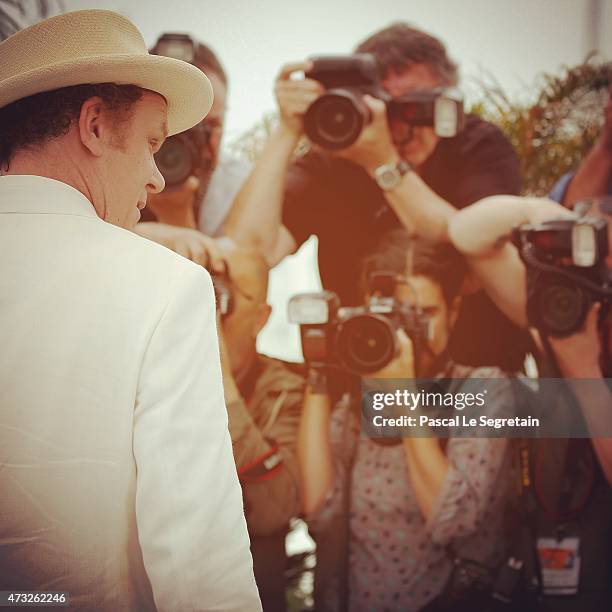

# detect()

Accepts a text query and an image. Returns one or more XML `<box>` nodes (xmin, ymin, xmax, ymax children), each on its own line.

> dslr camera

<box><xmin>151</xmin><ymin>33</ymin><xmax>214</xmax><ymax>187</ymax></box>
<box><xmin>513</xmin><ymin>214</ymin><xmax>611</xmax><ymax>337</ymax></box>
<box><xmin>304</xmin><ymin>54</ymin><xmax>464</xmax><ymax>150</ymax></box>
<box><xmin>288</xmin><ymin>273</ymin><xmax>431</xmax><ymax>375</ymax></box>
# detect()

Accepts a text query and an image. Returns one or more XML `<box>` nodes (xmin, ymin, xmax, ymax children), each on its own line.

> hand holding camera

<box><xmin>512</xmin><ymin>212</ymin><xmax>611</xmax><ymax>338</ymax></box>
<box><xmin>288</xmin><ymin>273</ymin><xmax>431</xmax><ymax>376</ymax></box>
<box><xmin>274</xmin><ymin>61</ymin><xmax>324</xmax><ymax>138</ymax></box>
<box><xmin>302</xmin><ymin>54</ymin><xmax>464</xmax><ymax>153</ymax></box>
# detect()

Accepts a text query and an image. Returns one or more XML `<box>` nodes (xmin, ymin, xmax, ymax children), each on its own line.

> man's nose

<box><xmin>148</xmin><ymin>161</ymin><xmax>165</xmax><ymax>194</ymax></box>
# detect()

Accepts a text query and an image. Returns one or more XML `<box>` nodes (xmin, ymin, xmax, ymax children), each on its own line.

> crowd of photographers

<box><xmin>142</xmin><ymin>23</ymin><xmax>611</xmax><ymax>612</ymax></box>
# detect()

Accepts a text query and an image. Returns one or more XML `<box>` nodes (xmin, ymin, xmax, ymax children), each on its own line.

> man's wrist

<box><xmin>371</xmin><ymin>158</ymin><xmax>412</xmax><ymax>192</ymax></box>
<box><xmin>275</xmin><ymin>122</ymin><xmax>303</xmax><ymax>147</ymax></box>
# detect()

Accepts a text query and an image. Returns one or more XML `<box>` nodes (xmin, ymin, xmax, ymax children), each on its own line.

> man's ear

<box><xmin>252</xmin><ymin>303</ymin><xmax>272</xmax><ymax>337</ymax></box>
<box><xmin>78</xmin><ymin>97</ymin><xmax>106</xmax><ymax>157</ymax></box>
<box><xmin>448</xmin><ymin>295</ymin><xmax>462</xmax><ymax>329</ymax></box>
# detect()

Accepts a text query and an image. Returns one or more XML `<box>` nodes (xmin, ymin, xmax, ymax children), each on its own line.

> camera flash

<box><xmin>572</xmin><ymin>222</ymin><xmax>597</xmax><ymax>267</ymax></box>
<box><xmin>288</xmin><ymin>295</ymin><xmax>330</xmax><ymax>325</ymax></box>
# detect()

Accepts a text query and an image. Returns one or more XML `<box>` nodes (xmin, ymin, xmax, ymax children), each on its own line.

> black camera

<box><xmin>151</xmin><ymin>33</ymin><xmax>214</xmax><ymax>187</ymax></box>
<box><xmin>303</xmin><ymin>54</ymin><xmax>464</xmax><ymax>150</ymax></box>
<box><xmin>154</xmin><ymin>122</ymin><xmax>213</xmax><ymax>188</ymax></box>
<box><xmin>288</xmin><ymin>273</ymin><xmax>431</xmax><ymax>375</ymax></box>
<box><xmin>513</xmin><ymin>215</ymin><xmax>612</xmax><ymax>337</ymax></box>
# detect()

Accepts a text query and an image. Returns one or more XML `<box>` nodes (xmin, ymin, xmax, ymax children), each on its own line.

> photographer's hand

<box><xmin>549</xmin><ymin>304</ymin><xmax>612</xmax><ymax>485</ymax></box>
<box><xmin>335</xmin><ymin>95</ymin><xmax>398</xmax><ymax>172</ymax></box>
<box><xmin>275</xmin><ymin>61</ymin><xmax>324</xmax><ymax>138</ymax></box>
<box><xmin>548</xmin><ymin>304</ymin><xmax>603</xmax><ymax>378</ymax></box>
<box><xmin>135</xmin><ymin>223</ymin><xmax>227</xmax><ymax>273</ymax></box>
<box><xmin>369</xmin><ymin>328</ymin><xmax>416</xmax><ymax>379</ymax></box>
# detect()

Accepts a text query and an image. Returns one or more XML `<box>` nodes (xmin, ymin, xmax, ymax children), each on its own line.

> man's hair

<box><xmin>360</xmin><ymin>229</ymin><xmax>466</xmax><ymax>304</ymax></box>
<box><xmin>0</xmin><ymin>83</ymin><xmax>144</xmax><ymax>169</ymax></box>
<box><xmin>194</xmin><ymin>42</ymin><xmax>227</xmax><ymax>87</ymax></box>
<box><xmin>355</xmin><ymin>22</ymin><xmax>458</xmax><ymax>86</ymax></box>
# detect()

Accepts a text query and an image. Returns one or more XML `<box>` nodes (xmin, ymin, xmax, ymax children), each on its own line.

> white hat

<box><xmin>0</xmin><ymin>9</ymin><xmax>213</xmax><ymax>136</ymax></box>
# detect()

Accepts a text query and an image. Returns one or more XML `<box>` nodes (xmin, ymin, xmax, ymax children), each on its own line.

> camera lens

<box><xmin>304</xmin><ymin>91</ymin><xmax>368</xmax><ymax>150</ymax></box>
<box><xmin>335</xmin><ymin>314</ymin><xmax>397</xmax><ymax>374</ymax></box>
<box><xmin>154</xmin><ymin>134</ymin><xmax>197</xmax><ymax>188</ymax></box>
<box><xmin>536</xmin><ymin>282</ymin><xmax>588</xmax><ymax>336</ymax></box>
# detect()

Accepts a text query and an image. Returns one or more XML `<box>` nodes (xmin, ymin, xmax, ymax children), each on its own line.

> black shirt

<box><xmin>282</xmin><ymin>115</ymin><xmax>531</xmax><ymax>371</ymax></box>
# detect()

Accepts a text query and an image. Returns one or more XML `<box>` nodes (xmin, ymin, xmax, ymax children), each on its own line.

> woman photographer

<box><xmin>297</xmin><ymin>231</ymin><xmax>515</xmax><ymax>611</ymax></box>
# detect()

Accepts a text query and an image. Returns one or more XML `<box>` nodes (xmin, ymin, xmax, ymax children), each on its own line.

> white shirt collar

<box><xmin>0</xmin><ymin>175</ymin><xmax>99</xmax><ymax>219</ymax></box>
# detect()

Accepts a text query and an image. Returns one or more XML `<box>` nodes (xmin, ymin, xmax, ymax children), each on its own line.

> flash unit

<box><xmin>288</xmin><ymin>292</ymin><xmax>339</xmax><ymax>325</ymax></box>
<box><xmin>434</xmin><ymin>89</ymin><xmax>464</xmax><ymax>137</ymax></box>
<box><xmin>152</xmin><ymin>33</ymin><xmax>196</xmax><ymax>63</ymax></box>
<box><xmin>572</xmin><ymin>220</ymin><xmax>598</xmax><ymax>267</ymax></box>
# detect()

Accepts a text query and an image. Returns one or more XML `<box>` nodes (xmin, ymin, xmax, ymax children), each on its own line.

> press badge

<box><xmin>537</xmin><ymin>537</ymin><xmax>580</xmax><ymax>595</ymax></box>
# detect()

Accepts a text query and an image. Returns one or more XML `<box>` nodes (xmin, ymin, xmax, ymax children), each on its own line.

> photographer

<box><xmin>550</xmin><ymin>85</ymin><xmax>612</xmax><ymax>207</ymax></box>
<box><xmin>136</xmin><ymin>34</ymin><xmax>250</xmax><ymax>269</ymax></box>
<box><xmin>225</xmin><ymin>22</ymin><xmax>530</xmax><ymax>372</ymax></box>
<box><xmin>214</xmin><ymin>243</ymin><xmax>305</xmax><ymax>611</ymax></box>
<box><xmin>449</xmin><ymin>195</ymin><xmax>612</xmax><ymax>610</ymax></box>
<box><xmin>296</xmin><ymin>232</ymin><xmax>514</xmax><ymax>611</ymax></box>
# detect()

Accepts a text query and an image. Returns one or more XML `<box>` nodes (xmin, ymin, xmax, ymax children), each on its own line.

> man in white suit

<box><xmin>0</xmin><ymin>10</ymin><xmax>261</xmax><ymax>612</ymax></box>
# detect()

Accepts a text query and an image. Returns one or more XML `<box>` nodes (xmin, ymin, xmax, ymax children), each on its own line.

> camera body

<box><xmin>304</xmin><ymin>54</ymin><xmax>464</xmax><ymax>150</ymax></box>
<box><xmin>154</xmin><ymin>122</ymin><xmax>213</xmax><ymax>188</ymax></box>
<box><xmin>151</xmin><ymin>33</ymin><xmax>214</xmax><ymax>187</ymax></box>
<box><xmin>513</xmin><ymin>216</ymin><xmax>611</xmax><ymax>337</ymax></box>
<box><xmin>288</xmin><ymin>274</ymin><xmax>431</xmax><ymax>375</ymax></box>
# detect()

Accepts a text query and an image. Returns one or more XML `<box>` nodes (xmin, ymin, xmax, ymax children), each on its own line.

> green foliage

<box><xmin>471</xmin><ymin>58</ymin><xmax>612</xmax><ymax>195</ymax></box>
<box><xmin>228</xmin><ymin>111</ymin><xmax>278</xmax><ymax>162</ymax></box>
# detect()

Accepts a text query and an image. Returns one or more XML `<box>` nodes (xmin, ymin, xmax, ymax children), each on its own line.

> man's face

<box><xmin>99</xmin><ymin>91</ymin><xmax>166</xmax><ymax>228</ymax></box>
<box><xmin>381</xmin><ymin>63</ymin><xmax>442</xmax><ymax>168</ymax></box>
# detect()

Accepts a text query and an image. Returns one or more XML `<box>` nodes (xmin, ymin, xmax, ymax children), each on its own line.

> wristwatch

<box><xmin>373</xmin><ymin>159</ymin><xmax>412</xmax><ymax>191</ymax></box>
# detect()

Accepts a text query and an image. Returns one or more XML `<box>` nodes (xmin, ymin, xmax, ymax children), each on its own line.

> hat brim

<box><xmin>0</xmin><ymin>54</ymin><xmax>212</xmax><ymax>136</ymax></box>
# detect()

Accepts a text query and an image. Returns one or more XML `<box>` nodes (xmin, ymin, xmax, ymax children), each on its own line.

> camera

<box><xmin>513</xmin><ymin>215</ymin><xmax>612</xmax><ymax>337</ymax></box>
<box><xmin>303</xmin><ymin>54</ymin><xmax>464</xmax><ymax>150</ymax></box>
<box><xmin>154</xmin><ymin>122</ymin><xmax>213</xmax><ymax>188</ymax></box>
<box><xmin>151</xmin><ymin>33</ymin><xmax>214</xmax><ymax>187</ymax></box>
<box><xmin>288</xmin><ymin>273</ymin><xmax>431</xmax><ymax>375</ymax></box>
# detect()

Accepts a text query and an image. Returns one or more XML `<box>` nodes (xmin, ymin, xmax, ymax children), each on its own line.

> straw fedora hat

<box><xmin>0</xmin><ymin>9</ymin><xmax>212</xmax><ymax>136</ymax></box>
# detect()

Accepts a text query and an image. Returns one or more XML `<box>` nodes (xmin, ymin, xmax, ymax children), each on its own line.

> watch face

<box><xmin>377</xmin><ymin>167</ymin><xmax>400</xmax><ymax>190</ymax></box>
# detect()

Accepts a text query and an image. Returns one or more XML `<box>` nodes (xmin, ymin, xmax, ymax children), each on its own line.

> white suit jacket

<box><xmin>0</xmin><ymin>176</ymin><xmax>261</xmax><ymax>611</ymax></box>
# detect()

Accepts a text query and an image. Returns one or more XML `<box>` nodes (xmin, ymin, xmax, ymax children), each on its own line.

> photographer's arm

<box><xmin>223</xmin><ymin>125</ymin><xmax>300</xmax><ymax>265</ymax></box>
<box><xmin>337</xmin><ymin>96</ymin><xmax>456</xmax><ymax>242</ymax></box>
<box><xmin>563</xmin><ymin>89</ymin><xmax>612</xmax><ymax>206</ymax></box>
<box><xmin>224</xmin><ymin>62</ymin><xmax>323</xmax><ymax>266</ymax></box>
<box><xmin>297</xmin><ymin>385</ymin><xmax>335</xmax><ymax>516</ymax></box>
<box><xmin>402</xmin><ymin>438</ymin><xmax>449</xmax><ymax>519</ymax></box>
<box><xmin>549</xmin><ymin>307</ymin><xmax>612</xmax><ymax>485</ymax></box>
<box><xmin>448</xmin><ymin>195</ymin><xmax>573</xmax><ymax>327</ymax></box>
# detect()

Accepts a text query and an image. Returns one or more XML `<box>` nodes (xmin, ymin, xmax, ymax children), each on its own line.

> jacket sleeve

<box><xmin>133</xmin><ymin>264</ymin><xmax>261</xmax><ymax>612</ymax></box>
<box><xmin>227</xmin><ymin>380</ymin><xmax>302</xmax><ymax>536</ymax></box>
